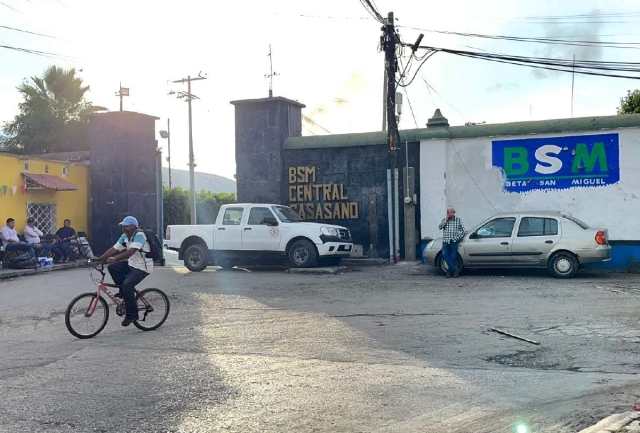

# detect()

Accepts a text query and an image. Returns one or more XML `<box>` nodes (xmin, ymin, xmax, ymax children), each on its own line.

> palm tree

<box><xmin>1</xmin><ymin>65</ymin><xmax>106</xmax><ymax>154</ymax></box>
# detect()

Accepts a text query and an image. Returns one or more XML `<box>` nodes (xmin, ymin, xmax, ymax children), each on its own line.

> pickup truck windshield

<box><xmin>272</xmin><ymin>206</ymin><xmax>303</xmax><ymax>223</ymax></box>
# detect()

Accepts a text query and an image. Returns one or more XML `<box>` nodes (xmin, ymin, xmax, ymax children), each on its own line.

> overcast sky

<box><xmin>1</xmin><ymin>0</ymin><xmax>639</xmax><ymax>180</ymax></box>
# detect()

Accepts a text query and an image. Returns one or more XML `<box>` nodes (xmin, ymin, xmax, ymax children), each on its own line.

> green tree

<box><xmin>163</xmin><ymin>187</ymin><xmax>190</xmax><ymax>226</ymax></box>
<box><xmin>163</xmin><ymin>186</ymin><xmax>237</xmax><ymax>226</ymax></box>
<box><xmin>617</xmin><ymin>89</ymin><xmax>640</xmax><ymax>114</ymax></box>
<box><xmin>1</xmin><ymin>65</ymin><xmax>105</xmax><ymax>154</ymax></box>
<box><xmin>195</xmin><ymin>190</ymin><xmax>237</xmax><ymax>224</ymax></box>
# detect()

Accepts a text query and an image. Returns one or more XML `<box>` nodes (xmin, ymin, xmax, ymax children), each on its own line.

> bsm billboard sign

<box><xmin>492</xmin><ymin>133</ymin><xmax>620</xmax><ymax>193</ymax></box>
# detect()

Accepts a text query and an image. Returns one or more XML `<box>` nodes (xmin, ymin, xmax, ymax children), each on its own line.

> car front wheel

<box><xmin>548</xmin><ymin>252</ymin><xmax>579</xmax><ymax>278</ymax></box>
<box><xmin>288</xmin><ymin>239</ymin><xmax>318</xmax><ymax>268</ymax></box>
<box><xmin>436</xmin><ymin>254</ymin><xmax>463</xmax><ymax>276</ymax></box>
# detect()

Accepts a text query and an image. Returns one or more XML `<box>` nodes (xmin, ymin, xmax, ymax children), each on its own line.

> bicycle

<box><xmin>65</xmin><ymin>260</ymin><xmax>170</xmax><ymax>339</ymax></box>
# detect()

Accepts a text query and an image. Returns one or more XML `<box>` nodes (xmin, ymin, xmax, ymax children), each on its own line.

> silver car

<box><xmin>423</xmin><ymin>211</ymin><xmax>611</xmax><ymax>278</ymax></box>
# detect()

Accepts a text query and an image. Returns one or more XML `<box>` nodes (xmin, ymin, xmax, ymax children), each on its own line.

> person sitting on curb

<box><xmin>52</xmin><ymin>219</ymin><xmax>77</xmax><ymax>263</ymax></box>
<box><xmin>1</xmin><ymin>218</ymin><xmax>35</xmax><ymax>257</ymax></box>
<box><xmin>24</xmin><ymin>217</ymin><xmax>52</xmax><ymax>258</ymax></box>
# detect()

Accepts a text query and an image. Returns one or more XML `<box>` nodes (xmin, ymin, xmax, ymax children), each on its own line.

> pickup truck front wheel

<box><xmin>288</xmin><ymin>239</ymin><xmax>318</xmax><ymax>268</ymax></box>
<box><xmin>184</xmin><ymin>244</ymin><xmax>209</xmax><ymax>272</ymax></box>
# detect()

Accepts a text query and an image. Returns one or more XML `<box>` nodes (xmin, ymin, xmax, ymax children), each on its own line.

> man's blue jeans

<box><xmin>52</xmin><ymin>241</ymin><xmax>71</xmax><ymax>260</ymax></box>
<box><xmin>5</xmin><ymin>242</ymin><xmax>35</xmax><ymax>257</ymax></box>
<box><xmin>31</xmin><ymin>242</ymin><xmax>52</xmax><ymax>258</ymax></box>
<box><xmin>441</xmin><ymin>241</ymin><xmax>459</xmax><ymax>275</ymax></box>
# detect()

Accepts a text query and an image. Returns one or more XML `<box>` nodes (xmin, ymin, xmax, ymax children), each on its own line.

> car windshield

<box><xmin>272</xmin><ymin>206</ymin><xmax>303</xmax><ymax>223</ymax></box>
<box><xmin>562</xmin><ymin>214</ymin><xmax>590</xmax><ymax>229</ymax></box>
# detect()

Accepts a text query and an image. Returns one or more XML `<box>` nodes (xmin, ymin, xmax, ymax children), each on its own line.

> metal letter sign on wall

<box><xmin>492</xmin><ymin>133</ymin><xmax>620</xmax><ymax>193</ymax></box>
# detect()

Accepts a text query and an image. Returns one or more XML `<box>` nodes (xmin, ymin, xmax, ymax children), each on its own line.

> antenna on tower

<box><xmin>265</xmin><ymin>44</ymin><xmax>280</xmax><ymax>97</ymax></box>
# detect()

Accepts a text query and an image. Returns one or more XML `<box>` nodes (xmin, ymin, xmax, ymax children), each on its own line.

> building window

<box><xmin>45</xmin><ymin>165</ymin><xmax>49</xmax><ymax>173</ymax></box>
<box><xmin>24</xmin><ymin>162</ymin><xmax>30</xmax><ymax>171</ymax></box>
<box><xmin>62</xmin><ymin>166</ymin><xmax>68</xmax><ymax>176</ymax></box>
<box><xmin>26</xmin><ymin>203</ymin><xmax>58</xmax><ymax>235</ymax></box>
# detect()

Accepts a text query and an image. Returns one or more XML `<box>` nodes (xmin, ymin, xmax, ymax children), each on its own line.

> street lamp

<box><xmin>159</xmin><ymin>119</ymin><xmax>171</xmax><ymax>189</ymax></box>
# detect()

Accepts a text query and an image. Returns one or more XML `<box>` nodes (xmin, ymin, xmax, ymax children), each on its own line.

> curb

<box><xmin>342</xmin><ymin>259</ymin><xmax>392</xmax><ymax>267</ymax></box>
<box><xmin>579</xmin><ymin>410</ymin><xmax>640</xmax><ymax>433</ymax></box>
<box><xmin>288</xmin><ymin>266</ymin><xmax>348</xmax><ymax>275</ymax></box>
<box><xmin>0</xmin><ymin>261</ymin><xmax>86</xmax><ymax>280</ymax></box>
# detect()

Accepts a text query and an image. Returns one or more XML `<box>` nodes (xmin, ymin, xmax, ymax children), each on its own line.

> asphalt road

<box><xmin>1</xmin><ymin>261</ymin><xmax>640</xmax><ymax>433</ymax></box>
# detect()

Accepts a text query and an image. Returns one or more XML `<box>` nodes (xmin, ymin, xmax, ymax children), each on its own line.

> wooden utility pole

<box><xmin>383</xmin><ymin>12</ymin><xmax>400</xmax><ymax>262</ymax></box>
<box><xmin>171</xmin><ymin>74</ymin><xmax>207</xmax><ymax>225</ymax></box>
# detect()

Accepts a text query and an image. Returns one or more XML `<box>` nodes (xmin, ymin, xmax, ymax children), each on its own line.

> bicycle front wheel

<box><xmin>65</xmin><ymin>292</ymin><xmax>109</xmax><ymax>339</ymax></box>
<box><xmin>133</xmin><ymin>288</ymin><xmax>170</xmax><ymax>331</ymax></box>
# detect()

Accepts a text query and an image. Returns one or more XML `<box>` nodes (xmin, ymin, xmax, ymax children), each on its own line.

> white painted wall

<box><xmin>420</xmin><ymin>127</ymin><xmax>640</xmax><ymax>240</ymax></box>
<box><xmin>420</xmin><ymin>139</ymin><xmax>447</xmax><ymax>240</ymax></box>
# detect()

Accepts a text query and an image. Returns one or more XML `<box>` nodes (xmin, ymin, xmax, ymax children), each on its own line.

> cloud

<box><xmin>486</xmin><ymin>82</ymin><xmax>520</xmax><ymax>93</ymax></box>
<box><xmin>531</xmin><ymin>9</ymin><xmax>604</xmax><ymax>80</ymax></box>
<box><xmin>304</xmin><ymin>69</ymin><xmax>373</xmax><ymax>134</ymax></box>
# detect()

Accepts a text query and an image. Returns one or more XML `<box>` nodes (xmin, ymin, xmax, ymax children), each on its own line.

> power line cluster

<box><xmin>0</xmin><ymin>24</ymin><xmax>65</xmax><ymax>40</ymax></box>
<box><xmin>398</xmin><ymin>26</ymin><xmax>640</xmax><ymax>50</ymax></box>
<box><xmin>408</xmin><ymin>44</ymin><xmax>640</xmax><ymax>80</ymax></box>
<box><xmin>514</xmin><ymin>10</ymin><xmax>640</xmax><ymax>25</ymax></box>
<box><xmin>0</xmin><ymin>43</ymin><xmax>76</xmax><ymax>62</ymax></box>
<box><xmin>359</xmin><ymin>0</ymin><xmax>384</xmax><ymax>23</ymax></box>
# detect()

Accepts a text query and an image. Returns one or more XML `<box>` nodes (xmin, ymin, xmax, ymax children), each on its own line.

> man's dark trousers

<box><xmin>107</xmin><ymin>260</ymin><xmax>148</xmax><ymax>318</ymax></box>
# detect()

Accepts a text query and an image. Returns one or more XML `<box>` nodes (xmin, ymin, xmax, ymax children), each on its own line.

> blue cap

<box><xmin>118</xmin><ymin>216</ymin><xmax>139</xmax><ymax>226</ymax></box>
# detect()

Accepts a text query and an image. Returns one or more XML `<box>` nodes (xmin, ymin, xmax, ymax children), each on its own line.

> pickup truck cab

<box><xmin>165</xmin><ymin>203</ymin><xmax>353</xmax><ymax>271</ymax></box>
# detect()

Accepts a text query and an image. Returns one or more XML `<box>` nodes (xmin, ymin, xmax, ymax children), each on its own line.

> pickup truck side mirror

<box><xmin>263</xmin><ymin>216</ymin><xmax>278</xmax><ymax>227</ymax></box>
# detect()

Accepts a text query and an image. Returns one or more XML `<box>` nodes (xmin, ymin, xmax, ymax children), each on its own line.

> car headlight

<box><xmin>426</xmin><ymin>240</ymin><xmax>435</xmax><ymax>249</ymax></box>
<box><xmin>320</xmin><ymin>227</ymin><xmax>340</xmax><ymax>237</ymax></box>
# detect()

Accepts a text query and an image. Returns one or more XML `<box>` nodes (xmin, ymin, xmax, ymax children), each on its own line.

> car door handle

<box><xmin>545</xmin><ymin>240</ymin><xmax>553</xmax><ymax>244</ymax></box>
<box><xmin>218</xmin><ymin>228</ymin><xmax>225</xmax><ymax>231</ymax></box>
<box><xmin>500</xmin><ymin>242</ymin><xmax>509</xmax><ymax>245</ymax></box>
<box><xmin>244</xmin><ymin>228</ymin><xmax>252</xmax><ymax>231</ymax></box>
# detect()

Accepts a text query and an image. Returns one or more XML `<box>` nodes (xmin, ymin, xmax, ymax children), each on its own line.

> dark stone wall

<box><xmin>233</xmin><ymin>97</ymin><xmax>303</xmax><ymax>204</ymax></box>
<box><xmin>232</xmin><ymin>96</ymin><xmax>421</xmax><ymax>260</ymax></box>
<box><xmin>89</xmin><ymin>112</ymin><xmax>158</xmax><ymax>255</ymax></box>
<box><xmin>284</xmin><ymin>143</ymin><xmax>420</xmax><ymax>259</ymax></box>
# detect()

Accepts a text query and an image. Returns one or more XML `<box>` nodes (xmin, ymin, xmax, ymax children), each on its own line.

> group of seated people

<box><xmin>1</xmin><ymin>217</ymin><xmax>78</xmax><ymax>263</ymax></box>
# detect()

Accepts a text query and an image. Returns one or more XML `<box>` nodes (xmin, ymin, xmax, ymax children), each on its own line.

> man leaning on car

<box><xmin>438</xmin><ymin>207</ymin><xmax>465</xmax><ymax>278</ymax></box>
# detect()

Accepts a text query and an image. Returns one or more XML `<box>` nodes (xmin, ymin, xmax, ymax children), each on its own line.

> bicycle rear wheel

<box><xmin>133</xmin><ymin>288</ymin><xmax>170</xmax><ymax>331</ymax></box>
<box><xmin>65</xmin><ymin>292</ymin><xmax>109</xmax><ymax>339</ymax></box>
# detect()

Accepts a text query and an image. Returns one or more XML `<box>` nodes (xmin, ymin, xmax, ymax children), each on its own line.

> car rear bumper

<box><xmin>574</xmin><ymin>245</ymin><xmax>612</xmax><ymax>264</ymax></box>
<box><xmin>317</xmin><ymin>242</ymin><xmax>353</xmax><ymax>257</ymax></box>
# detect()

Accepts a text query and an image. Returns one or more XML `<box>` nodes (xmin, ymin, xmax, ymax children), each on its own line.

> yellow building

<box><xmin>0</xmin><ymin>152</ymin><xmax>90</xmax><ymax>237</ymax></box>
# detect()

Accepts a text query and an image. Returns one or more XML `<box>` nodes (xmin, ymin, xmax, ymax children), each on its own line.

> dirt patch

<box><xmin>486</xmin><ymin>348</ymin><xmax>579</xmax><ymax>371</ymax></box>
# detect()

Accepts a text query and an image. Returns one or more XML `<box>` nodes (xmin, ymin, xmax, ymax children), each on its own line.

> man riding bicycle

<box><xmin>92</xmin><ymin>216</ymin><xmax>153</xmax><ymax>326</ymax></box>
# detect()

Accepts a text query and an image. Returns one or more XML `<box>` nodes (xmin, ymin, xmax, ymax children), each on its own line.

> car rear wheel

<box><xmin>548</xmin><ymin>252</ymin><xmax>578</xmax><ymax>279</ymax></box>
<box><xmin>436</xmin><ymin>254</ymin><xmax>463</xmax><ymax>276</ymax></box>
<box><xmin>184</xmin><ymin>244</ymin><xmax>209</xmax><ymax>272</ymax></box>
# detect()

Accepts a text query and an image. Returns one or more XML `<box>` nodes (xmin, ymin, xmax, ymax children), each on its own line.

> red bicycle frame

<box><xmin>86</xmin><ymin>263</ymin><xmax>153</xmax><ymax>317</ymax></box>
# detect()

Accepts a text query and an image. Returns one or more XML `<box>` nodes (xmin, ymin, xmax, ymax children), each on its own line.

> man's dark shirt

<box><xmin>56</xmin><ymin>227</ymin><xmax>76</xmax><ymax>240</ymax></box>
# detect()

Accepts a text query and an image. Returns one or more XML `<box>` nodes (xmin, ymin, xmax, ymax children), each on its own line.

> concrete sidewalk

<box><xmin>579</xmin><ymin>405</ymin><xmax>640</xmax><ymax>432</ymax></box>
<box><xmin>0</xmin><ymin>260</ymin><xmax>86</xmax><ymax>280</ymax></box>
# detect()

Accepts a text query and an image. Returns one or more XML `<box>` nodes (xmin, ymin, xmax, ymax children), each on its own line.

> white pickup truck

<box><xmin>165</xmin><ymin>203</ymin><xmax>353</xmax><ymax>271</ymax></box>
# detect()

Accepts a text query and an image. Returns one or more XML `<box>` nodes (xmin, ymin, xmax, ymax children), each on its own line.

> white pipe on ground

<box><xmin>387</xmin><ymin>169</ymin><xmax>393</xmax><ymax>262</ymax></box>
<box><xmin>394</xmin><ymin>168</ymin><xmax>400</xmax><ymax>263</ymax></box>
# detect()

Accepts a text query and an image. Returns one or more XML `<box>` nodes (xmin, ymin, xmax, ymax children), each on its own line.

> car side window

<box><xmin>222</xmin><ymin>208</ymin><xmax>244</xmax><ymax>225</ymax></box>
<box><xmin>476</xmin><ymin>217</ymin><xmax>516</xmax><ymax>238</ymax></box>
<box><xmin>248</xmin><ymin>207</ymin><xmax>274</xmax><ymax>225</ymax></box>
<box><xmin>517</xmin><ymin>217</ymin><xmax>559</xmax><ymax>237</ymax></box>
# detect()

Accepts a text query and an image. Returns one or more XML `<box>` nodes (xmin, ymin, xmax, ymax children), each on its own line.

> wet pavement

<box><xmin>1</xmin><ymin>263</ymin><xmax>640</xmax><ymax>432</ymax></box>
